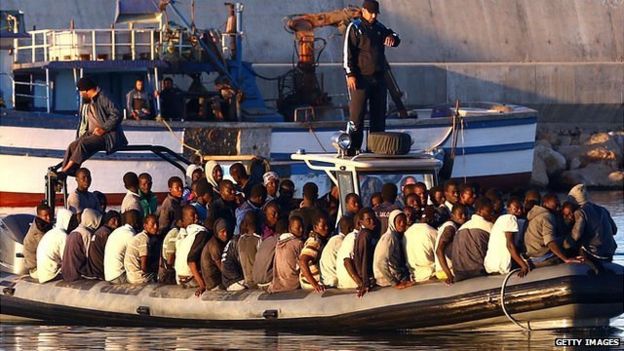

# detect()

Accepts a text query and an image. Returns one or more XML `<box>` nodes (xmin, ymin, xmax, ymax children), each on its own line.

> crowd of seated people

<box><xmin>26</xmin><ymin>162</ymin><xmax>618</xmax><ymax>298</ymax></box>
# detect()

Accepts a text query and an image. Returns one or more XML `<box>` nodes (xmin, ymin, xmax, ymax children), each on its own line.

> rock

<box><xmin>530</xmin><ymin>156</ymin><xmax>549</xmax><ymax>187</ymax></box>
<box><xmin>534</xmin><ymin>144</ymin><xmax>566</xmax><ymax>176</ymax></box>
<box><xmin>559</xmin><ymin>163</ymin><xmax>624</xmax><ymax>187</ymax></box>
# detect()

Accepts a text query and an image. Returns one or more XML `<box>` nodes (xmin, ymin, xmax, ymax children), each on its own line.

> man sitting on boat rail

<box><xmin>57</xmin><ymin>77</ymin><xmax>127</xmax><ymax>179</ymax></box>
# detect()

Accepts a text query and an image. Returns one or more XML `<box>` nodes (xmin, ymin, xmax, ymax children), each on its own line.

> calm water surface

<box><xmin>1</xmin><ymin>191</ymin><xmax>623</xmax><ymax>350</ymax></box>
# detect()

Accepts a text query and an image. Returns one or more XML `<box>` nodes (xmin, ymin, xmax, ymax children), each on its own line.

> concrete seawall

<box><xmin>2</xmin><ymin>0</ymin><xmax>623</xmax><ymax>123</ymax></box>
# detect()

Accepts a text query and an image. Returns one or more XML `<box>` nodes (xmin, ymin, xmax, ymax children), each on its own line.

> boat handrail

<box><xmin>12</xmin><ymin>28</ymin><xmax>191</xmax><ymax>64</ymax></box>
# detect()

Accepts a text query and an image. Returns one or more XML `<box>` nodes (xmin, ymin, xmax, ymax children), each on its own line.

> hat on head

<box><xmin>567</xmin><ymin>183</ymin><xmax>588</xmax><ymax>206</ymax></box>
<box><xmin>263</xmin><ymin>171</ymin><xmax>279</xmax><ymax>186</ymax></box>
<box><xmin>76</xmin><ymin>77</ymin><xmax>97</xmax><ymax>91</ymax></box>
<box><xmin>362</xmin><ymin>0</ymin><xmax>380</xmax><ymax>13</ymax></box>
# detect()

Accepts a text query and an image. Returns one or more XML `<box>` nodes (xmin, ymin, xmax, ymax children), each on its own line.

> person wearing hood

<box><xmin>201</xmin><ymin>218</ymin><xmax>230</xmax><ymax>290</ymax></box>
<box><xmin>564</xmin><ymin>184</ymin><xmax>618</xmax><ymax>263</ymax></box>
<box><xmin>62</xmin><ymin>208</ymin><xmax>102</xmax><ymax>282</ymax></box>
<box><xmin>263</xmin><ymin>171</ymin><xmax>280</xmax><ymax>202</ymax></box>
<box><xmin>204</xmin><ymin>160</ymin><xmax>224</xmax><ymax>195</ymax></box>
<box><xmin>104</xmin><ymin>210</ymin><xmax>143</xmax><ymax>284</ymax></box>
<box><xmin>403</xmin><ymin>206</ymin><xmax>439</xmax><ymax>282</ymax></box>
<box><xmin>183</xmin><ymin>164</ymin><xmax>204</xmax><ymax>203</ymax></box>
<box><xmin>174</xmin><ymin>206</ymin><xmax>209</xmax><ymax>296</ymax></box>
<box><xmin>36</xmin><ymin>209</ymin><xmax>75</xmax><ymax>283</ymax></box>
<box><xmin>86</xmin><ymin>210</ymin><xmax>121</xmax><ymax>280</ymax></box>
<box><xmin>374</xmin><ymin>210</ymin><xmax>412</xmax><ymax>288</ymax></box>
<box><xmin>23</xmin><ymin>204</ymin><xmax>53</xmax><ymax>279</ymax></box>
<box><xmin>268</xmin><ymin>215</ymin><xmax>305</xmax><ymax>293</ymax></box>
<box><xmin>524</xmin><ymin>193</ymin><xmax>583</xmax><ymax>268</ymax></box>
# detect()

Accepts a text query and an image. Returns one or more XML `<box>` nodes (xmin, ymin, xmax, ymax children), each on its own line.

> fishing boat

<box><xmin>0</xmin><ymin>2</ymin><xmax>537</xmax><ymax>208</ymax></box>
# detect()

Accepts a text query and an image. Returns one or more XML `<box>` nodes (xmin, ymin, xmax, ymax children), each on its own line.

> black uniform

<box><xmin>344</xmin><ymin>18</ymin><xmax>400</xmax><ymax>154</ymax></box>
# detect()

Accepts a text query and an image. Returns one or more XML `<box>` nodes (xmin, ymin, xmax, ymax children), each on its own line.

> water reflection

<box><xmin>1</xmin><ymin>325</ymin><xmax>623</xmax><ymax>351</ymax></box>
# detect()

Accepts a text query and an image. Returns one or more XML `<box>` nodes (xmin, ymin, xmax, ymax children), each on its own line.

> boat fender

<box><xmin>367</xmin><ymin>132</ymin><xmax>412</xmax><ymax>155</ymax></box>
<box><xmin>500</xmin><ymin>268</ymin><xmax>532</xmax><ymax>332</ymax></box>
<box><xmin>136</xmin><ymin>306</ymin><xmax>151</xmax><ymax>316</ymax></box>
<box><xmin>262</xmin><ymin>309</ymin><xmax>278</xmax><ymax>320</ymax></box>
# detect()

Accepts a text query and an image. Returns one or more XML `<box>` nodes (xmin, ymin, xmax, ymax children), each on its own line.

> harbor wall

<box><xmin>1</xmin><ymin>0</ymin><xmax>623</xmax><ymax>124</ymax></box>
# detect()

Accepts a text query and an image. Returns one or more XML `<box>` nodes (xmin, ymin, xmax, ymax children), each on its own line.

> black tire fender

<box><xmin>367</xmin><ymin>132</ymin><xmax>412</xmax><ymax>155</ymax></box>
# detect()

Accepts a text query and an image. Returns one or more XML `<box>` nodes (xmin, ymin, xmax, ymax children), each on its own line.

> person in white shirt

<box><xmin>484</xmin><ymin>197</ymin><xmax>530</xmax><ymax>276</ymax></box>
<box><xmin>403</xmin><ymin>206</ymin><xmax>438</xmax><ymax>282</ymax></box>
<box><xmin>320</xmin><ymin>216</ymin><xmax>354</xmax><ymax>287</ymax></box>
<box><xmin>125</xmin><ymin>214</ymin><xmax>159</xmax><ymax>284</ymax></box>
<box><xmin>104</xmin><ymin>210</ymin><xmax>142</xmax><ymax>284</ymax></box>
<box><xmin>335</xmin><ymin>223</ymin><xmax>359</xmax><ymax>289</ymax></box>
<box><xmin>120</xmin><ymin>172</ymin><xmax>142</xmax><ymax>214</ymax></box>
<box><xmin>36</xmin><ymin>209</ymin><xmax>75</xmax><ymax>283</ymax></box>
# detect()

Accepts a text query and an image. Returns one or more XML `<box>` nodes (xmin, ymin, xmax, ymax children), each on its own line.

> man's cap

<box><xmin>76</xmin><ymin>77</ymin><xmax>97</xmax><ymax>91</ymax></box>
<box><xmin>362</xmin><ymin>0</ymin><xmax>380</xmax><ymax>14</ymax></box>
<box><xmin>263</xmin><ymin>171</ymin><xmax>279</xmax><ymax>186</ymax></box>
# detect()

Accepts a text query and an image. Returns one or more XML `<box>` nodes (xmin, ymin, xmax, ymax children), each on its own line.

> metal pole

<box><xmin>45</xmin><ymin>68</ymin><xmax>50</xmax><ymax>113</ymax></box>
<box><xmin>235</xmin><ymin>3</ymin><xmax>244</xmax><ymax>85</ymax></box>
<box><xmin>154</xmin><ymin>67</ymin><xmax>161</xmax><ymax>117</ymax></box>
<box><xmin>92</xmin><ymin>30</ymin><xmax>96</xmax><ymax>60</ymax></box>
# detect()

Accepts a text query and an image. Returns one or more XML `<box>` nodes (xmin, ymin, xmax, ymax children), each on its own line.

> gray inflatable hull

<box><xmin>1</xmin><ymin>263</ymin><xmax>622</xmax><ymax>331</ymax></box>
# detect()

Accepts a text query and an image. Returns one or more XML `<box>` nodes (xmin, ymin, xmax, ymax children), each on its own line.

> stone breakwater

<box><xmin>531</xmin><ymin>127</ymin><xmax>624</xmax><ymax>189</ymax></box>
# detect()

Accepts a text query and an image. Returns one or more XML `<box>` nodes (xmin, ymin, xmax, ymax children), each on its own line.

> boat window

<box><xmin>358</xmin><ymin>172</ymin><xmax>434</xmax><ymax>207</ymax></box>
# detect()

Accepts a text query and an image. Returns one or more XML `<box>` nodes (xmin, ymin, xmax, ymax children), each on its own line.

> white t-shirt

<box><xmin>403</xmin><ymin>223</ymin><xmax>437</xmax><ymax>282</ymax></box>
<box><xmin>484</xmin><ymin>214</ymin><xmax>519</xmax><ymax>274</ymax></box>
<box><xmin>120</xmin><ymin>190</ymin><xmax>142</xmax><ymax>214</ymax></box>
<box><xmin>319</xmin><ymin>233</ymin><xmax>345</xmax><ymax>287</ymax></box>
<box><xmin>335</xmin><ymin>231</ymin><xmax>358</xmax><ymax>289</ymax></box>
<box><xmin>36</xmin><ymin>228</ymin><xmax>67</xmax><ymax>283</ymax></box>
<box><xmin>104</xmin><ymin>224</ymin><xmax>136</xmax><ymax>281</ymax></box>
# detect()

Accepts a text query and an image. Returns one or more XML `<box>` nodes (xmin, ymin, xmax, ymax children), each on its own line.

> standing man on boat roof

<box><xmin>58</xmin><ymin>77</ymin><xmax>128</xmax><ymax>178</ymax></box>
<box><xmin>344</xmin><ymin>0</ymin><xmax>401</xmax><ymax>156</ymax></box>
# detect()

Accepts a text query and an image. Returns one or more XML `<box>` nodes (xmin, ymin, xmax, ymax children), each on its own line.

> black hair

<box><xmin>123</xmin><ymin>172</ymin><xmax>139</xmax><ymax>189</ymax></box>
<box><xmin>338</xmin><ymin>215</ymin><xmax>355</xmax><ymax>235</ymax></box>
<box><xmin>381</xmin><ymin>183</ymin><xmax>398</xmax><ymax>203</ymax></box>
<box><xmin>474</xmin><ymin>197</ymin><xmax>493</xmax><ymax>213</ymax></box>
<box><xmin>303</xmin><ymin>182</ymin><xmax>319</xmax><ymax>200</ymax></box>
<box><xmin>444</xmin><ymin>179</ymin><xmax>458</xmax><ymax>192</ymax></box>
<box><xmin>168</xmin><ymin>176</ymin><xmax>183</xmax><ymax>188</ymax></box>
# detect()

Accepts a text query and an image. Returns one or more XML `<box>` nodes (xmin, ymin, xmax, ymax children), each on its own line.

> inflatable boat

<box><xmin>1</xmin><ymin>262</ymin><xmax>622</xmax><ymax>331</ymax></box>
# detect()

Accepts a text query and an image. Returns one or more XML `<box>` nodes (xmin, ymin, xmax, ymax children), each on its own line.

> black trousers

<box><xmin>62</xmin><ymin>134</ymin><xmax>106</xmax><ymax>173</ymax></box>
<box><xmin>348</xmin><ymin>73</ymin><xmax>387</xmax><ymax>153</ymax></box>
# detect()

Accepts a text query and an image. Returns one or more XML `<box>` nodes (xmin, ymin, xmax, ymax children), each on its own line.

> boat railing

<box><xmin>11</xmin><ymin>28</ymin><xmax>192</xmax><ymax>64</ymax></box>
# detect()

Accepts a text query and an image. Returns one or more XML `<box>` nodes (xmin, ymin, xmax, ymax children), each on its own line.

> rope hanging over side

<box><xmin>157</xmin><ymin>116</ymin><xmax>203</xmax><ymax>159</ymax></box>
<box><xmin>500</xmin><ymin>268</ymin><xmax>533</xmax><ymax>332</ymax></box>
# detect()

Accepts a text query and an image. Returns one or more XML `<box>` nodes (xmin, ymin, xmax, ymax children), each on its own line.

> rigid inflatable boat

<box><xmin>1</xmin><ymin>262</ymin><xmax>622</xmax><ymax>331</ymax></box>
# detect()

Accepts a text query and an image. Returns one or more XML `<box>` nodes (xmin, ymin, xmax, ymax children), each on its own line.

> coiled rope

<box><xmin>500</xmin><ymin>268</ymin><xmax>533</xmax><ymax>332</ymax></box>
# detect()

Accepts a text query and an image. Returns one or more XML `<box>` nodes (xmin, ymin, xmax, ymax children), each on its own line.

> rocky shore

<box><xmin>531</xmin><ymin>126</ymin><xmax>624</xmax><ymax>189</ymax></box>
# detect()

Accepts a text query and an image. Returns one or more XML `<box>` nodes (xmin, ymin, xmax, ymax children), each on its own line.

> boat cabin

<box><xmin>291</xmin><ymin>150</ymin><xmax>442</xmax><ymax>217</ymax></box>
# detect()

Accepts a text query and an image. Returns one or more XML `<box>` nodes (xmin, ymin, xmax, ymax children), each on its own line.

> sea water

<box><xmin>1</xmin><ymin>191</ymin><xmax>622</xmax><ymax>350</ymax></box>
